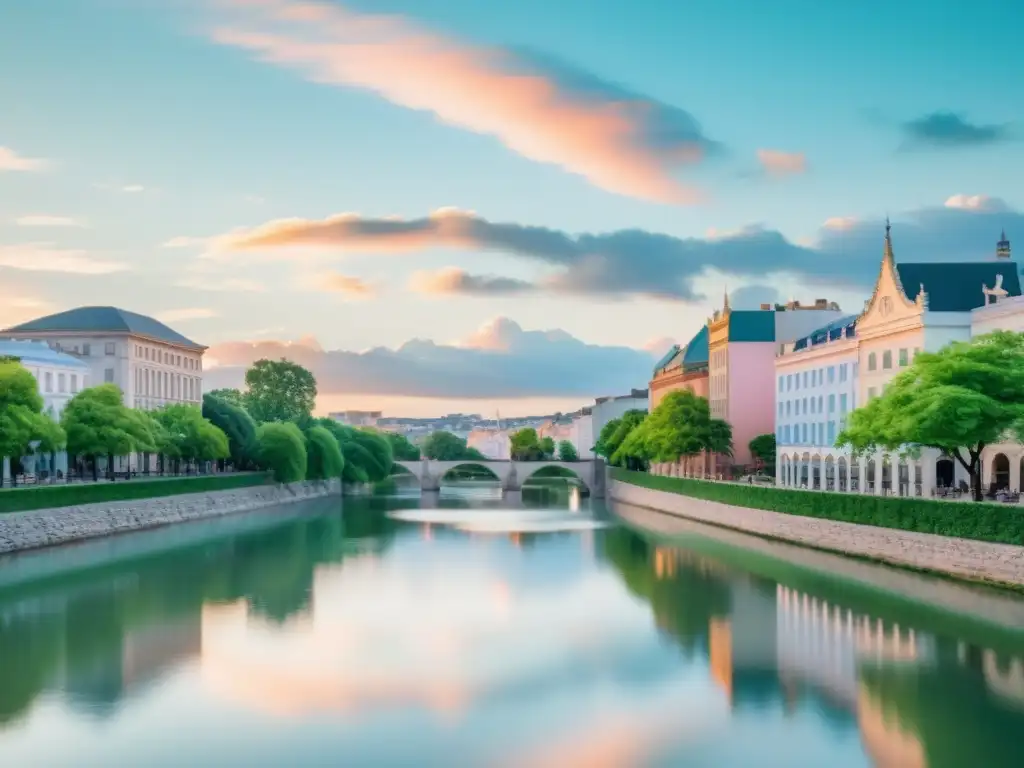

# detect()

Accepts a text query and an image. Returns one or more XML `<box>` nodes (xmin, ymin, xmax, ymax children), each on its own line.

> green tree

<box><xmin>421</xmin><ymin>430</ymin><xmax>479</xmax><ymax>460</ymax></box>
<box><xmin>837</xmin><ymin>331</ymin><xmax>1024</xmax><ymax>501</ymax></box>
<box><xmin>385</xmin><ymin>431</ymin><xmax>421</xmax><ymax>460</ymax></box>
<box><xmin>749</xmin><ymin>433</ymin><xmax>777</xmax><ymax>474</ymax></box>
<box><xmin>243</xmin><ymin>359</ymin><xmax>317</xmax><ymax>424</ymax></box>
<box><xmin>510</xmin><ymin>428</ymin><xmax>543</xmax><ymax>461</ymax></box>
<box><xmin>256</xmin><ymin>422</ymin><xmax>307</xmax><ymax>483</ymax></box>
<box><xmin>202</xmin><ymin>393</ymin><xmax>258</xmax><ymax>469</ymax></box>
<box><xmin>316</xmin><ymin>420</ymin><xmax>394</xmax><ymax>483</ymax></box>
<box><xmin>0</xmin><ymin>361</ymin><xmax>66</xmax><ymax>486</ymax></box>
<box><xmin>539</xmin><ymin>436</ymin><xmax>556</xmax><ymax>458</ymax></box>
<box><xmin>207</xmin><ymin>388</ymin><xmax>243</xmax><ymax>406</ymax></box>
<box><xmin>594</xmin><ymin>409</ymin><xmax>646</xmax><ymax>463</ymax></box>
<box><xmin>152</xmin><ymin>404</ymin><xmax>230</xmax><ymax>471</ymax></box>
<box><xmin>557</xmin><ymin>440</ymin><xmax>578</xmax><ymax>461</ymax></box>
<box><xmin>305</xmin><ymin>425</ymin><xmax>345</xmax><ymax>480</ymax></box>
<box><xmin>61</xmin><ymin>384</ymin><xmax>154</xmax><ymax>481</ymax></box>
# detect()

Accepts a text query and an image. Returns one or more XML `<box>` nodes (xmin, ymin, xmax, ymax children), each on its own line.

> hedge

<box><xmin>610</xmin><ymin>468</ymin><xmax>1024</xmax><ymax>546</ymax></box>
<box><xmin>0</xmin><ymin>473</ymin><xmax>271</xmax><ymax>515</ymax></box>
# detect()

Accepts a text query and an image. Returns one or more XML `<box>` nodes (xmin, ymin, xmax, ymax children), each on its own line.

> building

<box><xmin>776</xmin><ymin>225</ymin><xmax>1020</xmax><ymax>495</ymax></box>
<box><xmin>0</xmin><ymin>306</ymin><xmax>206</xmax><ymax>411</ymax></box>
<box><xmin>467</xmin><ymin>427</ymin><xmax>511</xmax><ymax>459</ymax></box>
<box><xmin>705</xmin><ymin>296</ymin><xmax>845</xmax><ymax>466</ymax></box>
<box><xmin>0</xmin><ymin>341</ymin><xmax>89</xmax><ymax>483</ymax></box>
<box><xmin>567</xmin><ymin>407</ymin><xmax>594</xmax><ymax>459</ymax></box>
<box><xmin>328</xmin><ymin>410</ymin><xmax>382</xmax><ymax>428</ymax></box>
<box><xmin>591</xmin><ymin>389</ymin><xmax>649</xmax><ymax>445</ymax></box>
<box><xmin>649</xmin><ymin>326</ymin><xmax>709</xmax><ymax>409</ymax></box>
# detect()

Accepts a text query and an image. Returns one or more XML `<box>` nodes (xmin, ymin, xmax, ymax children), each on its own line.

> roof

<box><xmin>727</xmin><ymin>310</ymin><xmax>776</xmax><ymax>342</ymax></box>
<box><xmin>3</xmin><ymin>306</ymin><xmax>205</xmax><ymax>350</ymax></box>
<box><xmin>895</xmin><ymin>261</ymin><xmax>1021</xmax><ymax>312</ymax></box>
<box><xmin>0</xmin><ymin>340</ymin><xmax>89</xmax><ymax>368</ymax></box>
<box><xmin>652</xmin><ymin>344</ymin><xmax>681</xmax><ymax>374</ymax></box>
<box><xmin>793</xmin><ymin>314</ymin><xmax>858</xmax><ymax>351</ymax></box>
<box><xmin>682</xmin><ymin>325</ymin><xmax>709</xmax><ymax>366</ymax></box>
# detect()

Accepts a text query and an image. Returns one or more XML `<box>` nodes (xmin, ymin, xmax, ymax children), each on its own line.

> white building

<box><xmin>591</xmin><ymin>388</ymin><xmax>649</xmax><ymax>446</ymax></box>
<box><xmin>776</xmin><ymin>225</ymin><xmax>1019</xmax><ymax>495</ymax></box>
<box><xmin>328</xmin><ymin>410</ymin><xmax>382</xmax><ymax>428</ymax></box>
<box><xmin>467</xmin><ymin>428</ymin><xmax>511</xmax><ymax>460</ymax></box>
<box><xmin>0</xmin><ymin>341</ymin><xmax>90</xmax><ymax>483</ymax></box>
<box><xmin>567</xmin><ymin>408</ymin><xmax>595</xmax><ymax>460</ymax></box>
<box><xmin>0</xmin><ymin>306</ymin><xmax>206</xmax><ymax>411</ymax></box>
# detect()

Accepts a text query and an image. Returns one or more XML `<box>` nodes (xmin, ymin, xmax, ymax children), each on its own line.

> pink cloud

<box><xmin>207</xmin><ymin>1</ymin><xmax>716</xmax><ymax>203</ymax></box>
<box><xmin>0</xmin><ymin>146</ymin><xmax>49</xmax><ymax>172</ymax></box>
<box><xmin>756</xmin><ymin>149</ymin><xmax>807</xmax><ymax>176</ymax></box>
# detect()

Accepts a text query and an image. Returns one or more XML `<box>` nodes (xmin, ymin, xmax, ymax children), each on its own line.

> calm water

<box><xmin>1</xmin><ymin>482</ymin><xmax>1023</xmax><ymax>767</ymax></box>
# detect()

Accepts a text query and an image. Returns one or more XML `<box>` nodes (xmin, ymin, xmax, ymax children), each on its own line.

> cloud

<box><xmin>756</xmin><ymin>149</ymin><xmax>807</xmax><ymax>176</ymax></box>
<box><xmin>122</xmin><ymin>184</ymin><xmax>146</xmax><ymax>193</ymax></box>
<box><xmin>207</xmin><ymin>0</ymin><xmax>719</xmax><ymax>203</ymax></box>
<box><xmin>163</xmin><ymin>235</ymin><xmax>209</xmax><ymax>248</ymax></box>
<box><xmin>14</xmin><ymin>215</ymin><xmax>87</xmax><ymax>228</ymax></box>
<box><xmin>943</xmin><ymin>193</ymin><xmax>1008</xmax><ymax>213</ymax></box>
<box><xmin>642</xmin><ymin>336</ymin><xmax>677</xmax><ymax>358</ymax></box>
<box><xmin>901</xmin><ymin>111</ymin><xmax>1011</xmax><ymax>149</ymax></box>
<box><xmin>175</xmin><ymin>275</ymin><xmax>267</xmax><ymax>293</ymax></box>
<box><xmin>409</xmin><ymin>267</ymin><xmax>535</xmax><ymax>296</ymax></box>
<box><xmin>203</xmin><ymin>317</ymin><xmax>656</xmax><ymax>398</ymax></box>
<box><xmin>213</xmin><ymin>196</ymin><xmax>1022</xmax><ymax>301</ymax></box>
<box><xmin>155</xmin><ymin>308</ymin><xmax>220</xmax><ymax>323</ymax></box>
<box><xmin>94</xmin><ymin>182</ymin><xmax>149</xmax><ymax>193</ymax></box>
<box><xmin>313</xmin><ymin>272</ymin><xmax>376</xmax><ymax>298</ymax></box>
<box><xmin>0</xmin><ymin>291</ymin><xmax>52</xmax><ymax>328</ymax></box>
<box><xmin>0</xmin><ymin>244</ymin><xmax>129</xmax><ymax>275</ymax></box>
<box><xmin>0</xmin><ymin>146</ymin><xmax>49</xmax><ymax>172</ymax></box>
<box><xmin>729</xmin><ymin>284</ymin><xmax>781</xmax><ymax>309</ymax></box>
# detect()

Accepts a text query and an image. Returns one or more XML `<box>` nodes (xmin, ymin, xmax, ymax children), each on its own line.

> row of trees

<box><xmin>508</xmin><ymin>428</ymin><xmax>578</xmax><ymax>461</ymax></box>
<box><xmin>593</xmin><ymin>391</ymin><xmax>733</xmax><ymax>472</ymax></box>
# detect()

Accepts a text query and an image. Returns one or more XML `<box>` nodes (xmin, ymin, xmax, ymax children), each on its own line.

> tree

<box><xmin>0</xmin><ymin>362</ymin><xmax>65</xmax><ymax>486</ymax></box>
<box><xmin>316</xmin><ymin>420</ymin><xmax>394</xmax><ymax>483</ymax></box>
<box><xmin>594</xmin><ymin>410</ymin><xmax>646</xmax><ymax>463</ymax></box>
<box><xmin>61</xmin><ymin>384</ymin><xmax>154</xmax><ymax>481</ymax></box>
<box><xmin>510</xmin><ymin>428</ymin><xmax>543</xmax><ymax>461</ymax></box>
<box><xmin>557</xmin><ymin>440</ymin><xmax>578</xmax><ymax>462</ymax></box>
<box><xmin>305</xmin><ymin>425</ymin><xmax>345</xmax><ymax>480</ymax></box>
<box><xmin>243</xmin><ymin>359</ymin><xmax>317</xmax><ymax>424</ymax></box>
<box><xmin>256</xmin><ymin>422</ymin><xmax>307</xmax><ymax>483</ymax></box>
<box><xmin>749</xmin><ymin>433</ymin><xmax>777</xmax><ymax>474</ymax></box>
<box><xmin>152</xmin><ymin>404</ymin><xmax>230</xmax><ymax>470</ymax></box>
<box><xmin>203</xmin><ymin>393</ymin><xmax>258</xmax><ymax>469</ymax></box>
<box><xmin>385</xmin><ymin>431</ymin><xmax>420</xmax><ymax>461</ymax></box>
<box><xmin>207</xmin><ymin>388</ymin><xmax>243</xmax><ymax>406</ymax></box>
<box><xmin>837</xmin><ymin>330</ymin><xmax>1024</xmax><ymax>501</ymax></box>
<box><xmin>539</xmin><ymin>436</ymin><xmax>556</xmax><ymax>458</ymax></box>
<box><xmin>421</xmin><ymin>430</ymin><xmax>477</xmax><ymax>461</ymax></box>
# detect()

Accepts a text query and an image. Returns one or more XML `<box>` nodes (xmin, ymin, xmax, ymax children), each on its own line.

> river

<box><xmin>0</xmin><ymin>481</ymin><xmax>1022</xmax><ymax>767</ymax></box>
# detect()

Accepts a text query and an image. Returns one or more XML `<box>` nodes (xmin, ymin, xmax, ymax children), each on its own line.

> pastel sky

<box><xmin>2</xmin><ymin>0</ymin><xmax>1022</xmax><ymax>416</ymax></box>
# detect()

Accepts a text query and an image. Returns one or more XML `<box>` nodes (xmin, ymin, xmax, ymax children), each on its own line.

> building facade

<box><xmin>0</xmin><ymin>341</ymin><xmax>90</xmax><ymax>483</ymax></box>
<box><xmin>467</xmin><ymin>428</ymin><xmax>511</xmax><ymax>460</ymax></box>
<box><xmin>0</xmin><ymin>306</ymin><xmax>206</xmax><ymax>411</ymax></box>
<box><xmin>328</xmin><ymin>410</ymin><xmax>382</xmax><ymax>428</ymax></box>
<box><xmin>776</xmin><ymin>226</ymin><xmax>1021</xmax><ymax>495</ymax></box>
<box><xmin>649</xmin><ymin>327</ymin><xmax>710</xmax><ymax>409</ymax></box>
<box><xmin>591</xmin><ymin>389</ymin><xmax>649</xmax><ymax>445</ymax></box>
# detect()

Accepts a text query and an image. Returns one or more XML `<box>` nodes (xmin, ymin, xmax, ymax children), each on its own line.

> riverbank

<box><xmin>608</xmin><ymin>474</ymin><xmax>1024</xmax><ymax>587</ymax></box>
<box><xmin>0</xmin><ymin>479</ymin><xmax>341</xmax><ymax>554</ymax></box>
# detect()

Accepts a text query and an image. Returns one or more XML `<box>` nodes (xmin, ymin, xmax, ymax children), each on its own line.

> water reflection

<box><xmin>0</xmin><ymin>490</ymin><xmax>1021</xmax><ymax>766</ymax></box>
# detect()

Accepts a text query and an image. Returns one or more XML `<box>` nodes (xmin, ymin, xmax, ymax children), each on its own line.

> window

<box><xmin>105</xmin><ymin>342</ymin><xmax>115</xmax><ymax>356</ymax></box>
<box><xmin>818</xmin><ymin>395</ymin><xmax>823</xmax><ymax>412</ymax></box>
<box><xmin>803</xmin><ymin>397</ymin><xmax>808</xmax><ymax>414</ymax></box>
<box><xmin>802</xmin><ymin>423</ymin><xmax>808</xmax><ymax>443</ymax></box>
<box><xmin>867</xmin><ymin>386</ymin><xmax>877</xmax><ymax>400</ymax></box>
<box><xmin>44</xmin><ymin>372</ymin><xmax>53</xmax><ymax>392</ymax></box>
<box><xmin>794</xmin><ymin>374</ymin><xmax>799</xmax><ymax>390</ymax></box>
<box><xmin>71</xmin><ymin>374</ymin><xmax>78</xmax><ymax>393</ymax></box>
<box><xmin>58</xmin><ymin>373</ymin><xmax>66</xmax><ymax>393</ymax></box>
<box><xmin>810</xmin><ymin>397</ymin><xmax>815</xmax><ymax>415</ymax></box>
<box><xmin>778</xmin><ymin>376</ymin><xmax>784</xmax><ymax>392</ymax></box>
<box><xmin>828</xmin><ymin>366</ymin><xmax>835</xmax><ymax>383</ymax></box>
<box><xmin>778</xmin><ymin>401</ymin><xmax>784</xmax><ymax>417</ymax></box>
<box><xmin>840</xmin><ymin>393</ymin><xmax>848</xmax><ymax>413</ymax></box>
<box><xmin>82</xmin><ymin>343</ymin><xmax>91</xmax><ymax>356</ymax></box>
<box><xmin>827</xmin><ymin>421</ymin><xmax>836</xmax><ymax>445</ymax></box>
<box><xmin>828</xmin><ymin>394</ymin><xmax>835</xmax><ymax>412</ymax></box>
<box><xmin>882</xmin><ymin>350</ymin><xmax>892</xmax><ymax>369</ymax></box>
<box><xmin>803</xmin><ymin>371</ymin><xmax>809</xmax><ymax>388</ymax></box>
<box><xmin>786</xmin><ymin>401</ymin><xmax>791</xmax><ymax>416</ymax></box>
<box><xmin>867</xmin><ymin>352</ymin><xmax>877</xmax><ymax>371</ymax></box>
<box><xmin>899</xmin><ymin>348</ymin><xmax>909</xmax><ymax>366</ymax></box>
<box><xmin>811</xmin><ymin>370</ymin><xmax>816</xmax><ymax>387</ymax></box>
<box><xmin>104</xmin><ymin>368</ymin><xmax>114</xmax><ymax>383</ymax></box>
<box><xmin>839</xmin><ymin>364</ymin><xmax>846</xmax><ymax>382</ymax></box>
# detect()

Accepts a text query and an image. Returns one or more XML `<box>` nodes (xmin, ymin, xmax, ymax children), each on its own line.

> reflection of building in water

<box><xmin>708</xmin><ymin>582</ymin><xmax>778</xmax><ymax>707</ymax></box>
<box><xmin>973</xmin><ymin>646</ymin><xmax>1024</xmax><ymax>710</ymax></box>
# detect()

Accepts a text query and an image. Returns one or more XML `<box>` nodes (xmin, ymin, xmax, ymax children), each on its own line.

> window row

<box><xmin>133</xmin><ymin>344</ymin><xmax>202</xmax><ymax>371</ymax></box>
<box><xmin>865</xmin><ymin>347</ymin><xmax>920</xmax><ymax>372</ymax></box>
<box><xmin>134</xmin><ymin>367</ymin><xmax>202</xmax><ymax>401</ymax></box>
<box><xmin>778</xmin><ymin>363</ymin><xmax>855</xmax><ymax>392</ymax></box>
<box><xmin>778</xmin><ymin>393</ymin><xmax>851</xmax><ymax>419</ymax></box>
<box><xmin>41</xmin><ymin>371</ymin><xmax>81</xmax><ymax>395</ymax></box>
<box><xmin>777</xmin><ymin>421</ymin><xmax>840</xmax><ymax>447</ymax></box>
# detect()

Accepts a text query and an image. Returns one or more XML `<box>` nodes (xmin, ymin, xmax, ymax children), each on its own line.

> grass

<box><xmin>0</xmin><ymin>473</ymin><xmax>272</xmax><ymax>515</ymax></box>
<box><xmin>610</xmin><ymin>468</ymin><xmax>1024</xmax><ymax>546</ymax></box>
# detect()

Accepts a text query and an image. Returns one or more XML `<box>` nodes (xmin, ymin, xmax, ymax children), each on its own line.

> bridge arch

<box><xmin>514</xmin><ymin>461</ymin><xmax>592</xmax><ymax>494</ymax></box>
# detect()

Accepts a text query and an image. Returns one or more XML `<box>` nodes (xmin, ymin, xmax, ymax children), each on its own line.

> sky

<box><xmin>2</xmin><ymin>0</ymin><xmax>1022</xmax><ymax>416</ymax></box>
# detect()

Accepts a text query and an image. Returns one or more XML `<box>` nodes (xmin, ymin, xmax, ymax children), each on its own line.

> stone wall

<box><xmin>0</xmin><ymin>479</ymin><xmax>341</xmax><ymax>555</ymax></box>
<box><xmin>608</xmin><ymin>477</ymin><xmax>1024</xmax><ymax>587</ymax></box>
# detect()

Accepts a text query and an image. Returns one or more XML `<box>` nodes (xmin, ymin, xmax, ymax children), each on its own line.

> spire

<box><xmin>723</xmin><ymin>287</ymin><xmax>730</xmax><ymax>312</ymax></box>
<box><xmin>883</xmin><ymin>216</ymin><xmax>895</xmax><ymax>264</ymax></box>
<box><xmin>997</xmin><ymin>228</ymin><xmax>1011</xmax><ymax>260</ymax></box>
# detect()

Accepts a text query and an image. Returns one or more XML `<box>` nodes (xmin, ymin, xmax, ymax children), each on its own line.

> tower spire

<box><xmin>883</xmin><ymin>216</ymin><xmax>895</xmax><ymax>263</ymax></box>
<box><xmin>997</xmin><ymin>228</ymin><xmax>1011</xmax><ymax>260</ymax></box>
<box><xmin>723</xmin><ymin>287</ymin><xmax>730</xmax><ymax>311</ymax></box>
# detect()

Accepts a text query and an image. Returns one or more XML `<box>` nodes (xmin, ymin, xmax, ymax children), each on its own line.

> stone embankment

<box><xmin>0</xmin><ymin>479</ymin><xmax>341</xmax><ymax>555</ymax></box>
<box><xmin>608</xmin><ymin>478</ymin><xmax>1024</xmax><ymax>587</ymax></box>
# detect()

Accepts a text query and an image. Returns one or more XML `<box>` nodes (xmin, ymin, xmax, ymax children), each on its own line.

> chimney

<box><xmin>759</xmin><ymin>303</ymin><xmax>772</xmax><ymax>310</ymax></box>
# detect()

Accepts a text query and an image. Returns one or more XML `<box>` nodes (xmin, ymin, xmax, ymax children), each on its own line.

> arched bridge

<box><xmin>392</xmin><ymin>459</ymin><xmax>604</xmax><ymax>498</ymax></box>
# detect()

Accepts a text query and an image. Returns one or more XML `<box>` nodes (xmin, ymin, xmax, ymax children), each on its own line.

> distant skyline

<box><xmin>2</xmin><ymin>0</ymin><xmax>1022</xmax><ymax>416</ymax></box>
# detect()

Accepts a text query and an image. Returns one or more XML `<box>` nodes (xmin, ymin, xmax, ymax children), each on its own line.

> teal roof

<box><xmin>681</xmin><ymin>325</ymin><xmax>709</xmax><ymax>366</ymax></box>
<box><xmin>727</xmin><ymin>310</ymin><xmax>776</xmax><ymax>342</ymax></box>
<box><xmin>896</xmin><ymin>261</ymin><xmax>1021</xmax><ymax>312</ymax></box>
<box><xmin>652</xmin><ymin>344</ymin><xmax>681</xmax><ymax>374</ymax></box>
<box><xmin>0</xmin><ymin>341</ymin><xmax>89</xmax><ymax>368</ymax></box>
<box><xmin>4</xmin><ymin>306</ymin><xmax>205</xmax><ymax>350</ymax></box>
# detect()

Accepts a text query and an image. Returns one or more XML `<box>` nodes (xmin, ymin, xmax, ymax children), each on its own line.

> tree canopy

<box><xmin>384</xmin><ymin>431</ymin><xmax>420</xmax><ymax>461</ymax></box>
<box><xmin>0</xmin><ymin>361</ymin><xmax>65</xmax><ymax>473</ymax></box>
<box><xmin>539</xmin><ymin>436</ymin><xmax>556</xmax><ymax>458</ymax></box>
<box><xmin>557</xmin><ymin>439</ymin><xmax>578</xmax><ymax>461</ymax></box>
<box><xmin>256</xmin><ymin>421</ymin><xmax>308</xmax><ymax>483</ymax></box>
<box><xmin>421</xmin><ymin>430</ymin><xmax>486</xmax><ymax>461</ymax></box>
<box><xmin>203</xmin><ymin>393</ymin><xmax>258</xmax><ymax>468</ymax></box>
<box><xmin>207</xmin><ymin>388</ymin><xmax>243</xmax><ymax>406</ymax></box>
<box><xmin>594</xmin><ymin>409</ymin><xmax>646</xmax><ymax>463</ymax></box>
<box><xmin>837</xmin><ymin>330</ymin><xmax>1024</xmax><ymax>501</ymax></box>
<box><xmin>610</xmin><ymin>392</ymin><xmax>732</xmax><ymax>471</ymax></box>
<box><xmin>243</xmin><ymin>359</ymin><xmax>317</xmax><ymax>424</ymax></box>
<box><xmin>152</xmin><ymin>404</ymin><xmax>230</xmax><ymax>464</ymax></box>
<box><xmin>61</xmin><ymin>384</ymin><xmax>153</xmax><ymax>462</ymax></box>
<box><xmin>317</xmin><ymin>420</ymin><xmax>395</xmax><ymax>483</ymax></box>
<box><xmin>510</xmin><ymin>428</ymin><xmax>543</xmax><ymax>461</ymax></box>
<box><xmin>305</xmin><ymin>425</ymin><xmax>345</xmax><ymax>480</ymax></box>
<box><xmin>749</xmin><ymin>433</ymin><xmax>777</xmax><ymax>473</ymax></box>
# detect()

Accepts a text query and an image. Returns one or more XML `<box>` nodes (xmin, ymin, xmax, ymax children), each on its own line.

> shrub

<box><xmin>305</xmin><ymin>425</ymin><xmax>345</xmax><ymax>480</ymax></box>
<box><xmin>256</xmin><ymin>422</ymin><xmax>308</xmax><ymax>483</ymax></box>
<box><xmin>610</xmin><ymin>468</ymin><xmax>1024</xmax><ymax>546</ymax></box>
